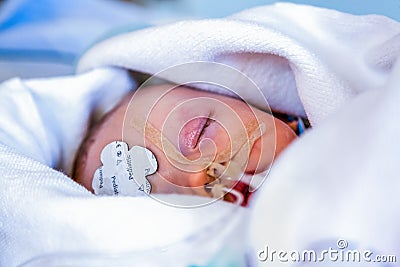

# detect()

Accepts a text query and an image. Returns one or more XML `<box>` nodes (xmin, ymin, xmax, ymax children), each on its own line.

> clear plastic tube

<box><xmin>204</xmin><ymin>182</ymin><xmax>244</xmax><ymax>206</ymax></box>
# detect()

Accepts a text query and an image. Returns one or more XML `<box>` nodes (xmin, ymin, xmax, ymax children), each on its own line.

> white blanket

<box><xmin>1</xmin><ymin>3</ymin><xmax>399</xmax><ymax>266</ymax></box>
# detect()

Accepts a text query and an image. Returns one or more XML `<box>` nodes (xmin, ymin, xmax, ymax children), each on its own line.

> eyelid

<box><xmin>195</xmin><ymin>117</ymin><xmax>212</xmax><ymax>148</ymax></box>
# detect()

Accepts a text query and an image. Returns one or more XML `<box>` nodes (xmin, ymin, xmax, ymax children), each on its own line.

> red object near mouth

<box><xmin>225</xmin><ymin>180</ymin><xmax>254</xmax><ymax>207</ymax></box>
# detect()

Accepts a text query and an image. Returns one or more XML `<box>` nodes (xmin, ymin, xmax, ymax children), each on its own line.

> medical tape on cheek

<box><xmin>92</xmin><ymin>141</ymin><xmax>158</xmax><ymax>196</ymax></box>
<box><xmin>205</xmin><ymin>122</ymin><xmax>265</xmax><ymax>203</ymax></box>
<box><xmin>207</xmin><ymin>120</ymin><xmax>266</xmax><ymax>181</ymax></box>
<box><xmin>135</xmin><ymin>116</ymin><xmax>264</xmax><ymax>168</ymax></box>
<box><xmin>132</xmin><ymin>116</ymin><xmax>217</xmax><ymax>168</ymax></box>
<box><xmin>131</xmin><ymin>116</ymin><xmax>265</xmax><ymax>194</ymax></box>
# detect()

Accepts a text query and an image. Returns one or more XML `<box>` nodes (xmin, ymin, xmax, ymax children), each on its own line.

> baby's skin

<box><xmin>73</xmin><ymin>84</ymin><xmax>297</xmax><ymax>198</ymax></box>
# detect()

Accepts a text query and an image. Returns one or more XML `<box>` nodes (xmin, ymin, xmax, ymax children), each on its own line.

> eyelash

<box><xmin>195</xmin><ymin>110</ymin><xmax>214</xmax><ymax>148</ymax></box>
<box><xmin>195</xmin><ymin>118</ymin><xmax>211</xmax><ymax>148</ymax></box>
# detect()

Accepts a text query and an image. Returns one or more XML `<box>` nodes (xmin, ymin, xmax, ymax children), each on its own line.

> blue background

<box><xmin>0</xmin><ymin>0</ymin><xmax>399</xmax><ymax>81</ymax></box>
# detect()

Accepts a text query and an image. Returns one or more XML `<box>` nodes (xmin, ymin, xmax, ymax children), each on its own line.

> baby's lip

<box><xmin>178</xmin><ymin>117</ymin><xmax>209</xmax><ymax>157</ymax></box>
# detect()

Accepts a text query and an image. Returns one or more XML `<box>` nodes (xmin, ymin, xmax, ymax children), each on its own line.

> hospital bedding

<box><xmin>1</xmin><ymin>3</ymin><xmax>399</xmax><ymax>266</ymax></box>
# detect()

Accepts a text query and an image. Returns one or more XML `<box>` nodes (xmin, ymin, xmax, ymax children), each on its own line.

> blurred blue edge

<box><xmin>0</xmin><ymin>0</ymin><xmax>399</xmax><ymax>80</ymax></box>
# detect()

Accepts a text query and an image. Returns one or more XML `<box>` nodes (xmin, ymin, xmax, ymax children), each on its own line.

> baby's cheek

<box><xmin>274</xmin><ymin>119</ymin><xmax>297</xmax><ymax>157</ymax></box>
<box><xmin>244</xmin><ymin>119</ymin><xmax>297</xmax><ymax>174</ymax></box>
<box><xmin>147</xmin><ymin>167</ymin><xmax>210</xmax><ymax>197</ymax></box>
<box><xmin>146</xmin><ymin>172</ymin><xmax>174</xmax><ymax>194</ymax></box>
<box><xmin>146</xmin><ymin>146</ymin><xmax>195</xmax><ymax>189</ymax></box>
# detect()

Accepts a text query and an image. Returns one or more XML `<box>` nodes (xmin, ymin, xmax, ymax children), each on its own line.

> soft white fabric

<box><xmin>77</xmin><ymin>2</ymin><xmax>400</xmax><ymax>265</ymax></box>
<box><xmin>0</xmin><ymin>67</ymin><xmax>134</xmax><ymax>174</ymax></box>
<box><xmin>0</xmin><ymin>144</ymin><xmax>247</xmax><ymax>266</ymax></box>
<box><xmin>250</xmin><ymin>61</ymin><xmax>400</xmax><ymax>266</ymax></box>
<box><xmin>1</xmin><ymin>2</ymin><xmax>400</xmax><ymax>266</ymax></box>
<box><xmin>0</xmin><ymin>68</ymin><xmax>248</xmax><ymax>266</ymax></box>
<box><xmin>77</xmin><ymin>3</ymin><xmax>400</xmax><ymax>126</ymax></box>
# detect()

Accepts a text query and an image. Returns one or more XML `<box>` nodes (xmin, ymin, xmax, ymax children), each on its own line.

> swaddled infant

<box><xmin>73</xmin><ymin>83</ymin><xmax>298</xmax><ymax>204</ymax></box>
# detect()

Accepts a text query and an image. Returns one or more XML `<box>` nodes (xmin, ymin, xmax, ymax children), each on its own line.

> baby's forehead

<box><xmin>131</xmin><ymin>83</ymin><xmax>242</xmax><ymax>102</ymax></box>
<box><xmin>90</xmin><ymin>83</ymin><xmax>251</xmax><ymax>145</ymax></box>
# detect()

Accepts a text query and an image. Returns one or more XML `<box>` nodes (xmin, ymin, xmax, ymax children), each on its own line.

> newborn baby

<box><xmin>73</xmin><ymin>83</ymin><xmax>297</xmax><ymax>203</ymax></box>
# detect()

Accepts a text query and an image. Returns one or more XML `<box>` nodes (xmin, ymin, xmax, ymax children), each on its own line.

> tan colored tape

<box><xmin>130</xmin><ymin>115</ymin><xmax>265</xmax><ymax>182</ymax></box>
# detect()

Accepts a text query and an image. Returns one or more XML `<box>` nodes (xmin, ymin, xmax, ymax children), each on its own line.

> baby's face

<box><xmin>74</xmin><ymin>84</ymin><xmax>296</xmax><ymax>197</ymax></box>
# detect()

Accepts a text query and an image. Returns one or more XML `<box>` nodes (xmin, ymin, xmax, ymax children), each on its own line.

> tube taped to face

<box><xmin>92</xmin><ymin>141</ymin><xmax>157</xmax><ymax>196</ymax></box>
<box><xmin>132</xmin><ymin>115</ymin><xmax>265</xmax><ymax>199</ymax></box>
